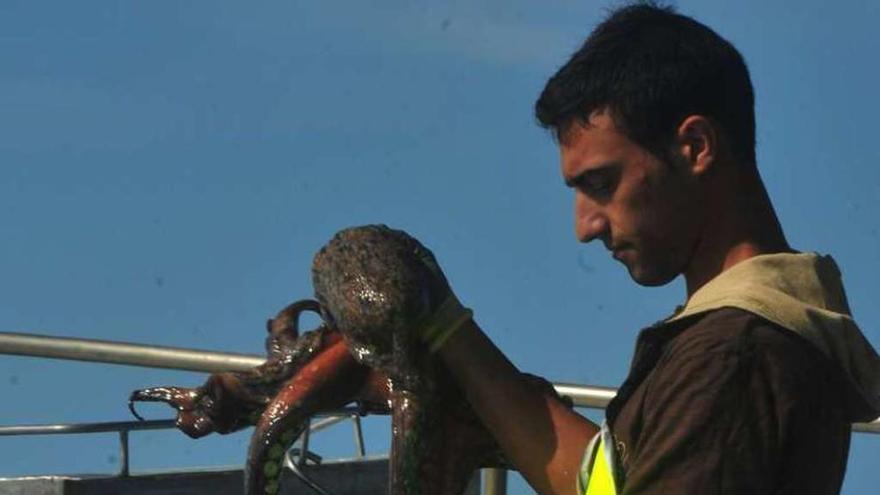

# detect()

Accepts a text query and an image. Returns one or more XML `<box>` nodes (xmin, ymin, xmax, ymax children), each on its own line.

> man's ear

<box><xmin>675</xmin><ymin>115</ymin><xmax>717</xmax><ymax>177</ymax></box>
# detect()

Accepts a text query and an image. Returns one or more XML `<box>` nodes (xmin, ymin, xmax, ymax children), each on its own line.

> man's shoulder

<box><xmin>638</xmin><ymin>307</ymin><xmax>852</xmax><ymax>420</ymax></box>
<box><xmin>658</xmin><ymin>307</ymin><xmax>834</xmax><ymax>377</ymax></box>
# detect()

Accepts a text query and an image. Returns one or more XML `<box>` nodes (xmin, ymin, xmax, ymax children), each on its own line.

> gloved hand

<box><xmin>408</xmin><ymin>230</ymin><xmax>474</xmax><ymax>353</ymax></box>
<box><xmin>311</xmin><ymin>225</ymin><xmax>472</xmax><ymax>373</ymax></box>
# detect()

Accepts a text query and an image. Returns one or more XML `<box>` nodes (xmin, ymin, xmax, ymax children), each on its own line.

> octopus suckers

<box><xmin>268</xmin><ymin>443</ymin><xmax>285</xmax><ymax>460</ymax></box>
<box><xmin>263</xmin><ymin>460</ymin><xmax>280</xmax><ymax>478</ymax></box>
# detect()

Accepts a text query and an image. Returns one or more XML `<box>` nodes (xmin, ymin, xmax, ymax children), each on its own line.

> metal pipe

<box><xmin>2</xmin><ymin>331</ymin><xmax>879</xmax><ymax>433</ymax></box>
<box><xmin>0</xmin><ymin>419</ymin><xmax>177</xmax><ymax>436</ymax></box>
<box><xmin>0</xmin><ymin>409</ymin><xmax>362</xmax><ymax>437</ymax></box>
<box><xmin>119</xmin><ymin>430</ymin><xmax>130</xmax><ymax>477</ymax></box>
<box><xmin>482</xmin><ymin>468</ymin><xmax>507</xmax><ymax>495</ymax></box>
<box><xmin>299</xmin><ymin>419</ymin><xmax>311</xmax><ymax>467</ymax></box>
<box><xmin>352</xmin><ymin>415</ymin><xmax>366</xmax><ymax>458</ymax></box>
<box><xmin>309</xmin><ymin>415</ymin><xmax>350</xmax><ymax>434</ymax></box>
<box><xmin>0</xmin><ymin>331</ymin><xmax>263</xmax><ymax>373</ymax></box>
<box><xmin>553</xmin><ymin>382</ymin><xmax>617</xmax><ymax>409</ymax></box>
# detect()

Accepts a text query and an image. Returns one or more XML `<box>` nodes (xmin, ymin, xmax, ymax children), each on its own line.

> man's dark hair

<box><xmin>535</xmin><ymin>2</ymin><xmax>756</xmax><ymax>165</ymax></box>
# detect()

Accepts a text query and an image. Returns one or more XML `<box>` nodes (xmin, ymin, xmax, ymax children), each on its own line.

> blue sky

<box><xmin>1</xmin><ymin>1</ymin><xmax>878</xmax><ymax>493</ymax></box>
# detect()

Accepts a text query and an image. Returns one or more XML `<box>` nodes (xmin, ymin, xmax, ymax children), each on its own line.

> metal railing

<box><xmin>0</xmin><ymin>409</ymin><xmax>363</xmax><ymax>479</ymax></box>
<box><xmin>0</xmin><ymin>331</ymin><xmax>513</xmax><ymax>493</ymax></box>
<box><xmin>1</xmin><ymin>330</ymin><xmax>879</xmax><ymax>495</ymax></box>
<box><xmin>2</xmin><ymin>331</ymin><xmax>877</xmax><ymax>431</ymax></box>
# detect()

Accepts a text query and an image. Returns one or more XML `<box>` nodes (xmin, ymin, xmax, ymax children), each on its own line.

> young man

<box><xmin>422</xmin><ymin>4</ymin><xmax>880</xmax><ymax>494</ymax></box>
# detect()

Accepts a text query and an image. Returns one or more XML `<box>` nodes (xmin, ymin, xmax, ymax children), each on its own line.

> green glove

<box><xmin>418</xmin><ymin>286</ymin><xmax>472</xmax><ymax>352</ymax></box>
<box><xmin>406</xmin><ymin>229</ymin><xmax>473</xmax><ymax>351</ymax></box>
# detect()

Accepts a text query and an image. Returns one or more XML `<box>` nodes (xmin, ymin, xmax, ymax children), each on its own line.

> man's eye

<box><xmin>583</xmin><ymin>176</ymin><xmax>614</xmax><ymax>195</ymax></box>
<box><xmin>586</xmin><ymin>180</ymin><xmax>609</xmax><ymax>193</ymax></box>
<box><xmin>569</xmin><ymin>166</ymin><xmax>619</xmax><ymax>197</ymax></box>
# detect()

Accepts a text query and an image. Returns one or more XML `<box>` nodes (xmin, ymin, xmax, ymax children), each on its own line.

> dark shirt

<box><xmin>606</xmin><ymin>308</ymin><xmax>857</xmax><ymax>494</ymax></box>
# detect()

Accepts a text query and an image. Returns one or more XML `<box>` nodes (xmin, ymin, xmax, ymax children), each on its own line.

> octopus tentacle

<box><xmin>128</xmin><ymin>300</ymin><xmax>333</xmax><ymax>437</ymax></box>
<box><xmin>126</xmin><ymin>226</ymin><xmax>523</xmax><ymax>495</ymax></box>
<box><xmin>265</xmin><ymin>299</ymin><xmax>323</xmax><ymax>359</ymax></box>
<box><xmin>310</xmin><ymin>226</ymin><xmax>519</xmax><ymax>493</ymax></box>
<box><xmin>245</xmin><ymin>335</ymin><xmax>369</xmax><ymax>495</ymax></box>
<box><xmin>128</xmin><ymin>386</ymin><xmax>199</xmax><ymax>421</ymax></box>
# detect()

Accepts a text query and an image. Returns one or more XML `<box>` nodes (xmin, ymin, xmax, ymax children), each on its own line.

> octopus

<box><xmin>129</xmin><ymin>225</ymin><xmax>571</xmax><ymax>494</ymax></box>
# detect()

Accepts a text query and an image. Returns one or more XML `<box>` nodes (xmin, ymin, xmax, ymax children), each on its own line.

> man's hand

<box><xmin>311</xmin><ymin>225</ymin><xmax>471</xmax><ymax>376</ymax></box>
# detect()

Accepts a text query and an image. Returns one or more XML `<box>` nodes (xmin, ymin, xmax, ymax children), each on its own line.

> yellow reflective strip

<box><xmin>584</xmin><ymin>437</ymin><xmax>616</xmax><ymax>495</ymax></box>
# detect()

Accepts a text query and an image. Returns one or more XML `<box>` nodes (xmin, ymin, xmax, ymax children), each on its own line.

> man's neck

<box><xmin>683</xmin><ymin>166</ymin><xmax>791</xmax><ymax>297</ymax></box>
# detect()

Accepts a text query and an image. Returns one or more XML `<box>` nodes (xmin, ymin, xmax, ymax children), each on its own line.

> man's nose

<box><xmin>574</xmin><ymin>194</ymin><xmax>609</xmax><ymax>243</ymax></box>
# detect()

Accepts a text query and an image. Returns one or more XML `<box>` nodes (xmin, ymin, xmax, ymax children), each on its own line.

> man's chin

<box><xmin>627</xmin><ymin>264</ymin><xmax>679</xmax><ymax>287</ymax></box>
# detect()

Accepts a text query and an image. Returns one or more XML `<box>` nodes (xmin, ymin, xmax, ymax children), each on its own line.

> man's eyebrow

<box><xmin>564</xmin><ymin>161</ymin><xmax>617</xmax><ymax>188</ymax></box>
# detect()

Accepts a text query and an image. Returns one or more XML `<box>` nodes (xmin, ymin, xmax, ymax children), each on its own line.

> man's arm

<box><xmin>438</xmin><ymin>318</ymin><xmax>599</xmax><ymax>495</ymax></box>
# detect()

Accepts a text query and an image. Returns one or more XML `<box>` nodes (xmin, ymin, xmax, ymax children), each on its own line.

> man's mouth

<box><xmin>612</xmin><ymin>247</ymin><xmax>632</xmax><ymax>261</ymax></box>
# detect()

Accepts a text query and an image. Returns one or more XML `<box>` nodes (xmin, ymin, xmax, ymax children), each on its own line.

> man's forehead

<box><xmin>558</xmin><ymin>109</ymin><xmax>616</xmax><ymax>143</ymax></box>
<box><xmin>560</xmin><ymin>118</ymin><xmax>621</xmax><ymax>168</ymax></box>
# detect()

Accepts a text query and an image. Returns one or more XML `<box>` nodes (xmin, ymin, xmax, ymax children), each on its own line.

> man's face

<box><xmin>560</xmin><ymin>111</ymin><xmax>703</xmax><ymax>286</ymax></box>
